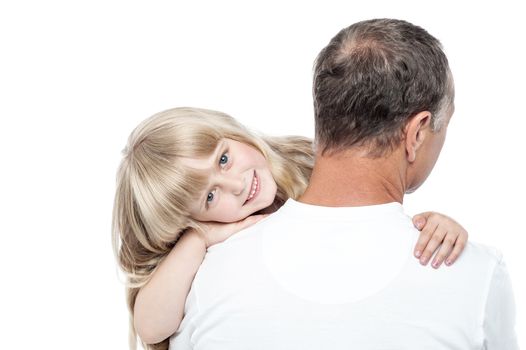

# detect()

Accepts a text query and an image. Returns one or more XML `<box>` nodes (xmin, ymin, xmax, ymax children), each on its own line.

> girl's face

<box><xmin>183</xmin><ymin>138</ymin><xmax>277</xmax><ymax>223</ymax></box>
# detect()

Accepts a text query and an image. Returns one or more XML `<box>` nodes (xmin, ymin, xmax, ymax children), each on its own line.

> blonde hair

<box><xmin>112</xmin><ymin>107</ymin><xmax>314</xmax><ymax>350</ymax></box>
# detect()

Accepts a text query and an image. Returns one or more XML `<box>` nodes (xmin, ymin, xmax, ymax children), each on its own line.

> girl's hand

<box><xmin>412</xmin><ymin>212</ymin><xmax>468</xmax><ymax>269</ymax></box>
<box><xmin>194</xmin><ymin>214</ymin><xmax>268</xmax><ymax>249</ymax></box>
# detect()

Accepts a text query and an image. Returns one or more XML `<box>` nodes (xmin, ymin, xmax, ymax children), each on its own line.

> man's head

<box><xmin>312</xmin><ymin>18</ymin><xmax>454</xmax><ymax>191</ymax></box>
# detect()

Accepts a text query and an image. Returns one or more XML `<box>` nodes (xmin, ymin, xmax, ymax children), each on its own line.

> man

<box><xmin>171</xmin><ymin>19</ymin><xmax>518</xmax><ymax>349</ymax></box>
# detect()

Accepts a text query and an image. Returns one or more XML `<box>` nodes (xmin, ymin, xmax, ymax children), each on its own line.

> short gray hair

<box><xmin>313</xmin><ymin>18</ymin><xmax>454</xmax><ymax>156</ymax></box>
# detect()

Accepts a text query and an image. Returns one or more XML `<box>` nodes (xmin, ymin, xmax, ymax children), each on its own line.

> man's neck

<box><xmin>299</xmin><ymin>147</ymin><xmax>407</xmax><ymax>207</ymax></box>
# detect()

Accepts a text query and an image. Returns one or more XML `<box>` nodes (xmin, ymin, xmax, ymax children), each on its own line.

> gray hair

<box><xmin>313</xmin><ymin>18</ymin><xmax>454</xmax><ymax>156</ymax></box>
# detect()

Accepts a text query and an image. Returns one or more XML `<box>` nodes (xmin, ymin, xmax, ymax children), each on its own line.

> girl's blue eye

<box><xmin>207</xmin><ymin>192</ymin><xmax>214</xmax><ymax>202</ymax></box>
<box><xmin>219</xmin><ymin>153</ymin><xmax>228</xmax><ymax>165</ymax></box>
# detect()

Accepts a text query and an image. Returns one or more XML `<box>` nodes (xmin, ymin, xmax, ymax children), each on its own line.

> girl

<box><xmin>112</xmin><ymin>107</ymin><xmax>468</xmax><ymax>350</ymax></box>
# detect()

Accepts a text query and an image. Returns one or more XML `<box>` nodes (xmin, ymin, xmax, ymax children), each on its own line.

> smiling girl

<box><xmin>112</xmin><ymin>107</ymin><xmax>468</xmax><ymax>350</ymax></box>
<box><xmin>179</xmin><ymin>138</ymin><xmax>277</xmax><ymax>223</ymax></box>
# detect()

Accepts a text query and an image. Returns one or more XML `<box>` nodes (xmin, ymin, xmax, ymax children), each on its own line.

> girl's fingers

<box><xmin>412</xmin><ymin>212</ymin><xmax>431</xmax><ymax>230</ymax></box>
<box><xmin>413</xmin><ymin>219</ymin><xmax>438</xmax><ymax>259</ymax></box>
<box><xmin>444</xmin><ymin>229</ymin><xmax>468</xmax><ymax>266</ymax></box>
<box><xmin>419</xmin><ymin>225</ymin><xmax>446</xmax><ymax>265</ymax></box>
<box><xmin>413</xmin><ymin>212</ymin><xmax>469</xmax><ymax>268</ymax></box>
<box><xmin>430</xmin><ymin>234</ymin><xmax>456</xmax><ymax>268</ymax></box>
<box><xmin>235</xmin><ymin>214</ymin><xmax>269</xmax><ymax>230</ymax></box>
<box><xmin>202</xmin><ymin>215</ymin><xmax>269</xmax><ymax>248</ymax></box>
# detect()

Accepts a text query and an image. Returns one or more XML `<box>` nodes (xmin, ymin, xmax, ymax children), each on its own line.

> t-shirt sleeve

<box><xmin>168</xmin><ymin>284</ymin><xmax>200</xmax><ymax>350</ymax></box>
<box><xmin>169</xmin><ymin>323</ymin><xmax>193</xmax><ymax>350</ymax></box>
<box><xmin>482</xmin><ymin>257</ymin><xmax>519</xmax><ymax>350</ymax></box>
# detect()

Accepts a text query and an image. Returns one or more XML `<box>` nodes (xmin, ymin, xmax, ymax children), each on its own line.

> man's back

<box><xmin>171</xmin><ymin>200</ymin><xmax>517</xmax><ymax>350</ymax></box>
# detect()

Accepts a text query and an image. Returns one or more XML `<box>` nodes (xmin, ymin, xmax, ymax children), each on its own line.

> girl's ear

<box><xmin>404</xmin><ymin>111</ymin><xmax>432</xmax><ymax>162</ymax></box>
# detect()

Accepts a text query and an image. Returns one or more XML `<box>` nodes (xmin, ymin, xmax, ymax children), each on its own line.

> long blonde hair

<box><xmin>112</xmin><ymin>107</ymin><xmax>314</xmax><ymax>350</ymax></box>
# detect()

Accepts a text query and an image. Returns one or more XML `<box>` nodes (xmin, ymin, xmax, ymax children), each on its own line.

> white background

<box><xmin>0</xmin><ymin>0</ymin><xmax>524</xmax><ymax>348</ymax></box>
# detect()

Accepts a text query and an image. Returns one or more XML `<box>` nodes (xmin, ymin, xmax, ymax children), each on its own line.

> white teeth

<box><xmin>246</xmin><ymin>175</ymin><xmax>258</xmax><ymax>202</ymax></box>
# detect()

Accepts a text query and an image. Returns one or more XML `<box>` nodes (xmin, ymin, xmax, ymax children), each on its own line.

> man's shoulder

<box><xmin>461</xmin><ymin>240</ymin><xmax>503</xmax><ymax>266</ymax></box>
<box><xmin>412</xmin><ymin>240</ymin><xmax>504</xmax><ymax>294</ymax></box>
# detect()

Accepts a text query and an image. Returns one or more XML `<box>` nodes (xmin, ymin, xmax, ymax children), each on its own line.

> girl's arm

<box><xmin>134</xmin><ymin>214</ymin><xmax>267</xmax><ymax>345</ymax></box>
<box><xmin>412</xmin><ymin>212</ymin><xmax>468</xmax><ymax>269</ymax></box>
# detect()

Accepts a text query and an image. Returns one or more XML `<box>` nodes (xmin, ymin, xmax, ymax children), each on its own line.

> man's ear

<box><xmin>404</xmin><ymin>111</ymin><xmax>432</xmax><ymax>163</ymax></box>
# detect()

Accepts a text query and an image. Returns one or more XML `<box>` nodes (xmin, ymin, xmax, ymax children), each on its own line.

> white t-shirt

<box><xmin>170</xmin><ymin>200</ymin><xmax>518</xmax><ymax>350</ymax></box>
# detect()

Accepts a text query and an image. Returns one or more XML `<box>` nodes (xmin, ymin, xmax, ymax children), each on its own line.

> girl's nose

<box><xmin>221</xmin><ymin>175</ymin><xmax>245</xmax><ymax>195</ymax></box>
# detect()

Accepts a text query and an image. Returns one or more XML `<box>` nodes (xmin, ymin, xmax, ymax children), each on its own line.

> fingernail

<box><xmin>415</xmin><ymin>250</ymin><xmax>421</xmax><ymax>258</ymax></box>
<box><xmin>420</xmin><ymin>257</ymin><xmax>428</xmax><ymax>265</ymax></box>
<box><xmin>445</xmin><ymin>259</ymin><xmax>452</xmax><ymax>266</ymax></box>
<box><xmin>432</xmin><ymin>260</ymin><xmax>440</xmax><ymax>268</ymax></box>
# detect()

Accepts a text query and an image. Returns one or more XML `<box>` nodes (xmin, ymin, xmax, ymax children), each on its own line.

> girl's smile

<box><xmin>244</xmin><ymin>170</ymin><xmax>260</xmax><ymax>205</ymax></box>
